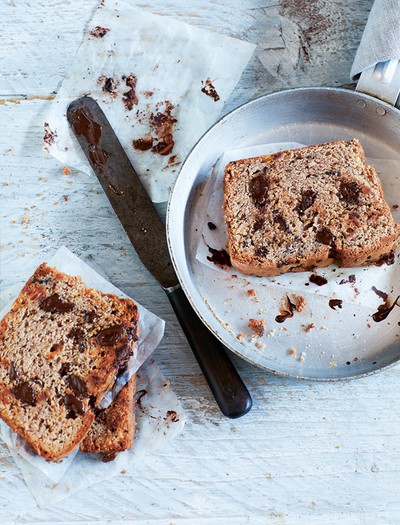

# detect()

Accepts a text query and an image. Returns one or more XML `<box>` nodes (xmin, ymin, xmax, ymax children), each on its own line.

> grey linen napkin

<box><xmin>351</xmin><ymin>0</ymin><xmax>400</xmax><ymax>79</ymax></box>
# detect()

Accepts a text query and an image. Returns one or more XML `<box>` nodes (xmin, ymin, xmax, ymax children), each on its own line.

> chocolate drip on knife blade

<box><xmin>67</xmin><ymin>97</ymin><xmax>177</xmax><ymax>289</ymax></box>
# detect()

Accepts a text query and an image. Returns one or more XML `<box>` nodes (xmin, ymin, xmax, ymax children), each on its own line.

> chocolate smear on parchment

<box><xmin>201</xmin><ymin>78</ymin><xmax>220</xmax><ymax>101</ymax></box>
<box><xmin>122</xmin><ymin>74</ymin><xmax>139</xmax><ymax>110</ymax></box>
<box><xmin>89</xmin><ymin>26</ymin><xmax>110</xmax><ymax>38</ymax></box>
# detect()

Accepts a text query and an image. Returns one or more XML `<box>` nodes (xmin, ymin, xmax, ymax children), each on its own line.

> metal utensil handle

<box><xmin>356</xmin><ymin>59</ymin><xmax>400</xmax><ymax>105</ymax></box>
<box><xmin>166</xmin><ymin>286</ymin><xmax>252</xmax><ymax>418</ymax></box>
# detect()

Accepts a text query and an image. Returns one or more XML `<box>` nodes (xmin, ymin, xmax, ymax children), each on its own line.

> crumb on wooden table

<box><xmin>248</xmin><ymin>318</ymin><xmax>266</xmax><ymax>337</ymax></box>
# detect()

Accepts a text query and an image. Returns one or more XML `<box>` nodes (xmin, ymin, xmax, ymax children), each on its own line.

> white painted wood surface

<box><xmin>3</xmin><ymin>0</ymin><xmax>400</xmax><ymax>523</ymax></box>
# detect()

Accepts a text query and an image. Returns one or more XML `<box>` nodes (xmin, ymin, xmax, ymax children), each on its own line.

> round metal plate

<box><xmin>167</xmin><ymin>87</ymin><xmax>400</xmax><ymax>380</ymax></box>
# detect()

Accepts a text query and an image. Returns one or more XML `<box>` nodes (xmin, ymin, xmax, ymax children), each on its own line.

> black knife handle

<box><xmin>166</xmin><ymin>286</ymin><xmax>252</xmax><ymax>418</ymax></box>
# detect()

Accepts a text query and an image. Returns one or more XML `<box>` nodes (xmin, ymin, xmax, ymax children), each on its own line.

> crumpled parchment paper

<box><xmin>44</xmin><ymin>0</ymin><xmax>255</xmax><ymax>202</ymax></box>
<box><xmin>0</xmin><ymin>246</ymin><xmax>186</xmax><ymax>507</ymax></box>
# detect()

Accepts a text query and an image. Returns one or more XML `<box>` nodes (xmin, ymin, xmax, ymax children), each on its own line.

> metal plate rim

<box><xmin>167</xmin><ymin>86</ymin><xmax>400</xmax><ymax>381</ymax></box>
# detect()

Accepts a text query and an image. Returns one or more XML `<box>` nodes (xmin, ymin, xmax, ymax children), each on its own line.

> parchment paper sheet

<box><xmin>0</xmin><ymin>247</ymin><xmax>186</xmax><ymax>506</ymax></box>
<box><xmin>44</xmin><ymin>0</ymin><xmax>255</xmax><ymax>202</ymax></box>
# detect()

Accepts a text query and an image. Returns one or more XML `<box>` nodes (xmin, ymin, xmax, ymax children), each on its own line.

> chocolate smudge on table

<box><xmin>372</xmin><ymin>295</ymin><xmax>400</xmax><ymax>322</ymax></box>
<box><xmin>44</xmin><ymin>122</ymin><xmax>57</xmax><ymax>146</ymax></box>
<box><xmin>207</xmin><ymin>246</ymin><xmax>231</xmax><ymax>269</ymax></box>
<box><xmin>275</xmin><ymin>295</ymin><xmax>296</xmax><ymax>323</ymax></box>
<box><xmin>89</xmin><ymin>26</ymin><xmax>110</xmax><ymax>38</ymax></box>
<box><xmin>201</xmin><ymin>78</ymin><xmax>220</xmax><ymax>101</ymax></box>
<box><xmin>329</xmin><ymin>299</ymin><xmax>343</xmax><ymax>310</ymax></box>
<box><xmin>122</xmin><ymin>74</ymin><xmax>139</xmax><ymax>110</ymax></box>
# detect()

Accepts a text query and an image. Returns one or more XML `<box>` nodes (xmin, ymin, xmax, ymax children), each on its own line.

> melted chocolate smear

<box><xmin>88</xmin><ymin>143</ymin><xmax>110</xmax><ymax>170</ymax></box>
<box><xmin>315</xmin><ymin>228</ymin><xmax>334</xmax><ymax>246</ymax></box>
<box><xmin>70</xmin><ymin>108</ymin><xmax>102</xmax><ymax>145</ymax></box>
<box><xmin>329</xmin><ymin>299</ymin><xmax>343</xmax><ymax>310</ymax></box>
<box><xmin>338</xmin><ymin>181</ymin><xmax>360</xmax><ymax>205</ymax></box>
<box><xmin>249</xmin><ymin>173</ymin><xmax>269</xmax><ymax>207</ymax></box>
<box><xmin>115</xmin><ymin>344</ymin><xmax>133</xmax><ymax>367</ymax></box>
<box><xmin>60</xmin><ymin>363</ymin><xmax>71</xmax><ymax>377</ymax></box>
<box><xmin>375</xmin><ymin>252</ymin><xmax>395</xmax><ymax>267</ymax></box>
<box><xmin>255</xmin><ymin>246</ymin><xmax>268</xmax><ymax>258</ymax></box>
<box><xmin>253</xmin><ymin>218</ymin><xmax>265</xmax><ymax>232</ymax></box>
<box><xmin>297</xmin><ymin>190</ymin><xmax>316</xmax><ymax>213</ymax></box>
<box><xmin>372</xmin><ymin>295</ymin><xmax>400</xmax><ymax>322</ymax></box>
<box><xmin>122</xmin><ymin>74</ymin><xmax>138</xmax><ymax>110</ymax></box>
<box><xmin>339</xmin><ymin>274</ymin><xmax>356</xmax><ymax>285</ymax></box>
<box><xmin>371</xmin><ymin>286</ymin><xmax>389</xmax><ymax>301</ymax></box>
<box><xmin>85</xmin><ymin>311</ymin><xmax>98</xmax><ymax>324</ymax></box>
<box><xmin>44</xmin><ymin>122</ymin><xmax>57</xmax><ymax>146</ymax></box>
<box><xmin>40</xmin><ymin>293</ymin><xmax>74</xmax><ymax>314</ymax></box>
<box><xmin>275</xmin><ymin>296</ymin><xmax>296</xmax><ymax>323</ymax></box>
<box><xmin>273</xmin><ymin>213</ymin><xmax>289</xmax><ymax>231</ymax></box>
<box><xmin>64</xmin><ymin>394</ymin><xmax>85</xmax><ymax>417</ymax></box>
<box><xmin>89</xmin><ymin>26</ymin><xmax>110</xmax><ymax>38</ymax></box>
<box><xmin>207</xmin><ymin>222</ymin><xmax>217</xmax><ymax>231</ymax></box>
<box><xmin>132</xmin><ymin>137</ymin><xmax>153</xmax><ymax>151</ymax></box>
<box><xmin>150</xmin><ymin>101</ymin><xmax>177</xmax><ymax>156</ymax></box>
<box><xmin>136</xmin><ymin>389</ymin><xmax>147</xmax><ymax>410</ymax></box>
<box><xmin>66</xmin><ymin>374</ymin><xmax>88</xmax><ymax>397</ymax></box>
<box><xmin>96</xmin><ymin>325</ymin><xmax>124</xmax><ymax>346</ymax></box>
<box><xmin>201</xmin><ymin>78</ymin><xmax>220</xmax><ymax>101</ymax></box>
<box><xmin>102</xmin><ymin>77</ymin><xmax>118</xmax><ymax>95</ymax></box>
<box><xmin>309</xmin><ymin>274</ymin><xmax>328</xmax><ymax>286</ymax></box>
<box><xmin>207</xmin><ymin>246</ymin><xmax>231</xmax><ymax>267</ymax></box>
<box><xmin>13</xmin><ymin>382</ymin><xmax>36</xmax><ymax>406</ymax></box>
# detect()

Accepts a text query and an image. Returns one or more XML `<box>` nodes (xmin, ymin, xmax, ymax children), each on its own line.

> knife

<box><xmin>67</xmin><ymin>96</ymin><xmax>252</xmax><ymax>418</ymax></box>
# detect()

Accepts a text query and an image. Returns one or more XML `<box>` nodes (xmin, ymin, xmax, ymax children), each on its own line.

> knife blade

<box><xmin>67</xmin><ymin>96</ymin><xmax>252</xmax><ymax>418</ymax></box>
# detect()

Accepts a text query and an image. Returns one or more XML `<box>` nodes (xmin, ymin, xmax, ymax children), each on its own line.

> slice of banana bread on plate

<box><xmin>224</xmin><ymin>139</ymin><xmax>400</xmax><ymax>276</ymax></box>
<box><xmin>0</xmin><ymin>263</ymin><xmax>139</xmax><ymax>461</ymax></box>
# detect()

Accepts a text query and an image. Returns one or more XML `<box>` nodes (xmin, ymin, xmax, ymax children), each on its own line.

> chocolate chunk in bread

<box><xmin>224</xmin><ymin>139</ymin><xmax>400</xmax><ymax>276</ymax></box>
<box><xmin>80</xmin><ymin>375</ymin><xmax>136</xmax><ymax>457</ymax></box>
<box><xmin>0</xmin><ymin>263</ymin><xmax>139</xmax><ymax>461</ymax></box>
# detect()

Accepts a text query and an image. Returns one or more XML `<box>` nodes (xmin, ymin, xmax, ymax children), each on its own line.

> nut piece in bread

<box><xmin>0</xmin><ymin>264</ymin><xmax>139</xmax><ymax>462</ymax></box>
<box><xmin>224</xmin><ymin>139</ymin><xmax>400</xmax><ymax>276</ymax></box>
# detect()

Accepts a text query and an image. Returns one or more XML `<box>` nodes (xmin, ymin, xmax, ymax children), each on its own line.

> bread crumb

<box><xmin>248</xmin><ymin>318</ymin><xmax>266</xmax><ymax>337</ymax></box>
<box><xmin>255</xmin><ymin>341</ymin><xmax>266</xmax><ymax>349</ymax></box>
<box><xmin>247</xmin><ymin>289</ymin><xmax>256</xmax><ymax>296</ymax></box>
<box><xmin>288</xmin><ymin>347</ymin><xmax>296</xmax><ymax>355</ymax></box>
<box><xmin>267</xmin><ymin>330</ymin><xmax>276</xmax><ymax>337</ymax></box>
<box><xmin>304</xmin><ymin>323</ymin><xmax>315</xmax><ymax>332</ymax></box>
<box><xmin>62</xmin><ymin>166</ymin><xmax>72</xmax><ymax>175</ymax></box>
<box><xmin>293</xmin><ymin>294</ymin><xmax>307</xmax><ymax>312</ymax></box>
<box><xmin>21</xmin><ymin>215</ymin><xmax>30</xmax><ymax>224</ymax></box>
<box><xmin>298</xmin><ymin>351</ymin><xmax>306</xmax><ymax>362</ymax></box>
<box><xmin>3</xmin><ymin>182</ymin><xmax>10</xmax><ymax>186</ymax></box>
<box><xmin>329</xmin><ymin>361</ymin><xmax>337</xmax><ymax>367</ymax></box>
<box><xmin>237</xmin><ymin>333</ymin><xmax>245</xmax><ymax>341</ymax></box>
